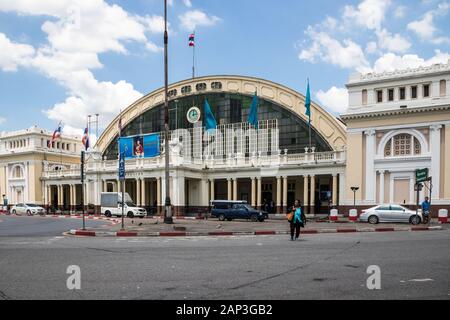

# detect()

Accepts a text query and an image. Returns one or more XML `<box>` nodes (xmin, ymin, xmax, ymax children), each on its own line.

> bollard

<box><xmin>438</xmin><ymin>209</ymin><xmax>448</xmax><ymax>224</ymax></box>
<box><xmin>349</xmin><ymin>209</ymin><xmax>358</xmax><ymax>222</ymax></box>
<box><xmin>330</xmin><ymin>209</ymin><xmax>339</xmax><ymax>222</ymax></box>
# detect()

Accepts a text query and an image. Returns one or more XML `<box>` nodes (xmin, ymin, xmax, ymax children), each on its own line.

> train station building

<box><xmin>1</xmin><ymin>62</ymin><xmax>450</xmax><ymax>216</ymax></box>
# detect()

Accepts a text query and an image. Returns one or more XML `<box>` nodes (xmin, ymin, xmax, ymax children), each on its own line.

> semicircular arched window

<box><xmin>384</xmin><ymin>133</ymin><xmax>421</xmax><ymax>157</ymax></box>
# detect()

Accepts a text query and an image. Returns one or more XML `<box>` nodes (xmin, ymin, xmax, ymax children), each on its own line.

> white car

<box><xmin>10</xmin><ymin>203</ymin><xmax>45</xmax><ymax>216</ymax></box>
<box><xmin>359</xmin><ymin>204</ymin><xmax>422</xmax><ymax>225</ymax></box>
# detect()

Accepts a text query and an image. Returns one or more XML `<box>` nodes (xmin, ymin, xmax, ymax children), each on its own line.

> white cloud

<box><xmin>0</xmin><ymin>0</ymin><xmax>164</xmax><ymax>132</ymax></box>
<box><xmin>365</xmin><ymin>41</ymin><xmax>378</xmax><ymax>54</ymax></box>
<box><xmin>299</xmin><ymin>29</ymin><xmax>369</xmax><ymax>71</ymax></box>
<box><xmin>370</xmin><ymin>50</ymin><xmax>450</xmax><ymax>73</ymax></box>
<box><xmin>182</xmin><ymin>0</ymin><xmax>193</xmax><ymax>7</ymax></box>
<box><xmin>376</xmin><ymin>28</ymin><xmax>411</xmax><ymax>53</ymax></box>
<box><xmin>343</xmin><ymin>0</ymin><xmax>391</xmax><ymax>31</ymax></box>
<box><xmin>138</xmin><ymin>15</ymin><xmax>166</xmax><ymax>34</ymax></box>
<box><xmin>316</xmin><ymin>87</ymin><xmax>349</xmax><ymax>114</ymax></box>
<box><xmin>394</xmin><ymin>5</ymin><xmax>406</xmax><ymax>18</ymax></box>
<box><xmin>407</xmin><ymin>2</ymin><xmax>450</xmax><ymax>43</ymax></box>
<box><xmin>0</xmin><ymin>33</ymin><xmax>35</xmax><ymax>72</ymax></box>
<box><xmin>407</xmin><ymin>12</ymin><xmax>436</xmax><ymax>39</ymax></box>
<box><xmin>0</xmin><ymin>117</ymin><xmax>6</xmax><ymax>125</ymax></box>
<box><xmin>179</xmin><ymin>10</ymin><xmax>220</xmax><ymax>31</ymax></box>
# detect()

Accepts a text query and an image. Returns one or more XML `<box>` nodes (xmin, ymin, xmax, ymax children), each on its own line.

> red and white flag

<box><xmin>48</xmin><ymin>122</ymin><xmax>62</xmax><ymax>148</ymax></box>
<box><xmin>188</xmin><ymin>33</ymin><xmax>195</xmax><ymax>47</ymax></box>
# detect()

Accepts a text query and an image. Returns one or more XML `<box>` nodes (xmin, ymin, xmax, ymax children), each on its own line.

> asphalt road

<box><xmin>0</xmin><ymin>215</ymin><xmax>109</xmax><ymax>237</ymax></box>
<box><xmin>0</xmin><ymin>217</ymin><xmax>449</xmax><ymax>300</ymax></box>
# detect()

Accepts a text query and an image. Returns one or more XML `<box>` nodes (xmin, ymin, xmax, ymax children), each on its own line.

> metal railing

<box><xmin>42</xmin><ymin>150</ymin><xmax>346</xmax><ymax>179</ymax></box>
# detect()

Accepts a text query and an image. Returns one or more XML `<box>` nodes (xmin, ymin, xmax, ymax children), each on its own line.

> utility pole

<box><xmin>80</xmin><ymin>151</ymin><xmax>86</xmax><ymax>230</ymax></box>
<box><xmin>163</xmin><ymin>0</ymin><xmax>173</xmax><ymax>224</ymax></box>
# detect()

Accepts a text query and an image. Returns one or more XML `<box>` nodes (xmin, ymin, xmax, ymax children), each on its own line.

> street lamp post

<box><xmin>163</xmin><ymin>0</ymin><xmax>173</xmax><ymax>224</ymax></box>
<box><xmin>351</xmin><ymin>187</ymin><xmax>359</xmax><ymax>207</ymax></box>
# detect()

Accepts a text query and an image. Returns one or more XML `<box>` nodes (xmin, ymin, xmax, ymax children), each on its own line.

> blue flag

<box><xmin>305</xmin><ymin>79</ymin><xmax>311</xmax><ymax>124</ymax></box>
<box><xmin>247</xmin><ymin>92</ymin><xmax>259</xmax><ymax>128</ymax></box>
<box><xmin>204</xmin><ymin>99</ymin><xmax>217</xmax><ymax>131</ymax></box>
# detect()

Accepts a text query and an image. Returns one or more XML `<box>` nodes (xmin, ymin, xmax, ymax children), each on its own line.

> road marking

<box><xmin>408</xmin><ymin>278</ymin><xmax>434</xmax><ymax>282</ymax></box>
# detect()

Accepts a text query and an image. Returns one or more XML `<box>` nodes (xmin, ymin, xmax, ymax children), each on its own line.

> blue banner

<box><xmin>119</xmin><ymin>134</ymin><xmax>160</xmax><ymax>159</ymax></box>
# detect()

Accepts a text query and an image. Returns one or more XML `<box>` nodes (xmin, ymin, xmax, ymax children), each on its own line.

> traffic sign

<box><xmin>118</xmin><ymin>153</ymin><xmax>125</xmax><ymax>181</ymax></box>
<box><xmin>415</xmin><ymin>168</ymin><xmax>428</xmax><ymax>183</ymax></box>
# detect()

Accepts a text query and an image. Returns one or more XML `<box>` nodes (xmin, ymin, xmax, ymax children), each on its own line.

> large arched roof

<box><xmin>96</xmin><ymin>75</ymin><xmax>347</xmax><ymax>153</ymax></box>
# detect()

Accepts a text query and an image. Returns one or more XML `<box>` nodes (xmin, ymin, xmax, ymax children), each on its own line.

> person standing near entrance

<box><xmin>288</xmin><ymin>200</ymin><xmax>305</xmax><ymax>241</ymax></box>
<box><xmin>421</xmin><ymin>196</ymin><xmax>431</xmax><ymax>224</ymax></box>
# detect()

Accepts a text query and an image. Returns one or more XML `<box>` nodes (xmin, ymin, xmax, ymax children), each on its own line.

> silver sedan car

<box><xmin>10</xmin><ymin>203</ymin><xmax>45</xmax><ymax>216</ymax></box>
<box><xmin>359</xmin><ymin>204</ymin><xmax>422</xmax><ymax>225</ymax></box>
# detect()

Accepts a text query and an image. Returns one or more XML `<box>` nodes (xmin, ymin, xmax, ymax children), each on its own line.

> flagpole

<box><xmin>192</xmin><ymin>31</ymin><xmax>195</xmax><ymax>79</ymax></box>
<box><xmin>163</xmin><ymin>0</ymin><xmax>173</xmax><ymax>224</ymax></box>
<box><xmin>307</xmin><ymin>78</ymin><xmax>312</xmax><ymax>152</ymax></box>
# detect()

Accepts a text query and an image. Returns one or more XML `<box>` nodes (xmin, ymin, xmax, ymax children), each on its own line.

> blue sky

<box><xmin>0</xmin><ymin>0</ymin><xmax>449</xmax><ymax>136</ymax></box>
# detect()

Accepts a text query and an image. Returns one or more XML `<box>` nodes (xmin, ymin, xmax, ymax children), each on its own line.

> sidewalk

<box><xmin>68</xmin><ymin>216</ymin><xmax>445</xmax><ymax>237</ymax></box>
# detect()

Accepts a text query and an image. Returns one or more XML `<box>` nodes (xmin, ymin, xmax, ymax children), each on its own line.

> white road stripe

<box><xmin>408</xmin><ymin>278</ymin><xmax>434</xmax><ymax>282</ymax></box>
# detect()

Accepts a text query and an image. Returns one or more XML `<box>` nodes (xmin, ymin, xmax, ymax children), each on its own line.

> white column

<box><xmin>251</xmin><ymin>177</ymin><xmax>256</xmax><ymax>207</ymax></box>
<box><xmin>332</xmin><ymin>174</ymin><xmax>338</xmax><ymax>206</ymax></box>
<box><xmin>227</xmin><ymin>178</ymin><xmax>232</xmax><ymax>200</ymax></box>
<box><xmin>379</xmin><ymin>170</ymin><xmax>385</xmax><ymax>204</ymax></box>
<box><xmin>136</xmin><ymin>178</ymin><xmax>141</xmax><ymax>206</ymax></box>
<box><xmin>276</xmin><ymin>176</ymin><xmax>281</xmax><ymax>209</ymax></box>
<box><xmin>282</xmin><ymin>176</ymin><xmax>288</xmax><ymax>209</ymax></box>
<box><xmin>44</xmin><ymin>183</ymin><xmax>49</xmax><ymax>206</ymax></box>
<box><xmin>210</xmin><ymin>179</ymin><xmax>215</xmax><ymax>202</ymax></box>
<box><xmin>141</xmin><ymin>178</ymin><xmax>146</xmax><ymax>207</ymax></box>
<box><xmin>161</xmin><ymin>177</ymin><xmax>166</xmax><ymax>206</ymax></box>
<box><xmin>157</xmin><ymin>177</ymin><xmax>161</xmax><ymax>207</ymax></box>
<box><xmin>256</xmin><ymin>177</ymin><xmax>262</xmax><ymax>208</ymax></box>
<box><xmin>200</xmin><ymin>179</ymin><xmax>209</xmax><ymax>206</ymax></box>
<box><xmin>310</xmin><ymin>175</ymin><xmax>315</xmax><ymax>208</ymax></box>
<box><xmin>365</xmin><ymin>129</ymin><xmax>376</xmax><ymax>203</ymax></box>
<box><xmin>25</xmin><ymin>162</ymin><xmax>29</xmax><ymax>202</ymax></box>
<box><xmin>430</xmin><ymin>124</ymin><xmax>441</xmax><ymax>200</ymax></box>
<box><xmin>172</xmin><ymin>176</ymin><xmax>185</xmax><ymax>207</ymax></box>
<box><xmin>338</xmin><ymin>172</ymin><xmax>346</xmax><ymax>205</ymax></box>
<box><xmin>233</xmin><ymin>178</ymin><xmax>238</xmax><ymax>201</ymax></box>
<box><xmin>409</xmin><ymin>176</ymin><xmax>415</xmax><ymax>205</ymax></box>
<box><xmin>93</xmin><ymin>179</ymin><xmax>99</xmax><ymax>206</ymax></box>
<box><xmin>303</xmin><ymin>175</ymin><xmax>309</xmax><ymax>209</ymax></box>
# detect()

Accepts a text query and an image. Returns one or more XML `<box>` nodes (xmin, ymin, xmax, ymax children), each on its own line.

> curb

<box><xmin>0</xmin><ymin>212</ymin><xmax>121</xmax><ymax>225</ymax></box>
<box><xmin>68</xmin><ymin>225</ymin><xmax>443</xmax><ymax>238</ymax></box>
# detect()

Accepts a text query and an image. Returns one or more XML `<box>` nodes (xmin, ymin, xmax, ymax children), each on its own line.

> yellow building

<box><xmin>342</xmin><ymin>60</ymin><xmax>450</xmax><ymax>212</ymax></box>
<box><xmin>0</xmin><ymin>126</ymin><xmax>82</xmax><ymax>210</ymax></box>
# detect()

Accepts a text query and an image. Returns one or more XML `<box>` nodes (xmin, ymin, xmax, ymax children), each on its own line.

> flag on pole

<box><xmin>82</xmin><ymin>126</ymin><xmax>90</xmax><ymax>151</ymax></box>
<box><xmin>49</xmin><ymin>122</ymin><xmax>62</xmax><ymax>148</ymax></box>
<box><xmin>247</xmin><ymin>92</ymin><xmax>259</xmax><ymax>129</ymax></box>
<box><xmin>204</xmin><ymin>99</ymin><xmax>217</xmax><ymax>131</ymax></box>
<box><xmin>305</xmin><ymin>79</ymin><xmax>311</xmax><ymax>124</ymax></box>
<box><xmin>188</xmin><ymin>33</ymin><xmax>195</xmax><ymax>47</ymax></box>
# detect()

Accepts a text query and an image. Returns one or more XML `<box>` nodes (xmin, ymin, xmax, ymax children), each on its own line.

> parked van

<box><xmin>101</xmin><ymin>192</ymin><xmax>146</xmax><ymax>218</ymax></box>
<box><xmin>210</xmin><ymin>200</ymin><xmax>265</xmax><ymax>222</ymax></box>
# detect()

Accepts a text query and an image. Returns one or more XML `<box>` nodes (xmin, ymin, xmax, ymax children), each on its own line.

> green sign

<box><xmin>415</xmin><ymin>168</ymin><xmax>429</xmax><ymax>183</ymax></box>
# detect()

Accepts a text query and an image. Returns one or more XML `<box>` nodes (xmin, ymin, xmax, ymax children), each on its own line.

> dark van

<box><xmin>210</xmin><ymin>200</ymin><xmax>265</xmax><ymax>222</ymax></box>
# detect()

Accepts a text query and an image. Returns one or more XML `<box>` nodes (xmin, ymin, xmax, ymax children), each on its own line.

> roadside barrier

<box><xmin>330</xmin><ymin>208</ymin><xmax>339</xmax><ymax>221</ymax></box>
<box><xmin>438</xmin><ymin>209</ymin><xmax>448</xmax><ymax>224</ymax></box>
<box><xmin>349</xmin><ymin>209</ymin><xmax>358</xmax><ymax>222</ymax></box>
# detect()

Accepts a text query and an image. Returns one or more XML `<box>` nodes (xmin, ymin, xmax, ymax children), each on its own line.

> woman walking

<box><xmin>288</xmin><ymin>200</ymin><xmax>305</xmax><ymax>241</ymax></box>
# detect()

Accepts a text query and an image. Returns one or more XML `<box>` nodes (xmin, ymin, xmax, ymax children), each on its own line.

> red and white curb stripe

<box><xmin>68</xmin><ymin>225</ymin><xmax>443</xmax><ymax>237</ymax></box>
<box><xmin>0</xmin><ymin>212</ymin><xmax>121</xmax><ymax>225</ymax></box>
